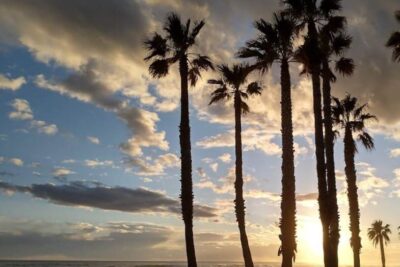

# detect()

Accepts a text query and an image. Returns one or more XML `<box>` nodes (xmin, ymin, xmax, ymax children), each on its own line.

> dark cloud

<box><xmin>0</xmin><ymin>0</ymin><xmax>149</xmax><ymax>61</ymax></box>
<box><xmin>0</xmin><ymin>223</ymin><xmax>176</xmax><ymax>260</ymax></box>
<box><xmin>0</xmin><ymin>181</ymin><xmax>217</xmax><ymax>218</ymax></box>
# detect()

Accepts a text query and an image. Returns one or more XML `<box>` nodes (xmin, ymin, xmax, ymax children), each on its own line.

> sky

<box><xmin>0</xmin><ymin>0</ymin><xmax>399</xmax><ymax>266</ymax></box>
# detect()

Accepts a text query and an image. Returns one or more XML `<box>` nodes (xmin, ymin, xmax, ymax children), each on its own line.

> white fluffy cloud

<box><xmin>8</xmin><ymin>98</ymin><xmax>58</xmax><ymax>135</ymax></box>
<box><xmin>9</xmin><ymin>99</ymin><xmax>33</xmax><ymax>120</ymax></box>
<box><xmin>52</xmin><ymin>167</ymin><xmax>75</xmax><ymax>178</ymax></box>
<box><xmin>389</xmin><ymin>148</ymin><xmax>400</xmax><ymax>157</ymax></box>
<box><xmin>0</xmin><ymin>74</ymin><xmax>26</xmax><ymax>91</ymax></box>
<box><xmin>84</xmin><ymin>160</ymin><xmax>114</xmax><ymax>168</ymax></box>
<box><xmin>9</xmin><ymin>158</ymin><xmax>23</xmax><ymax>167</ymax></box>
<box><xmin>87</xmin><ymin>136</ymin><xmax>100</xmax><ymax>145</ymax></box>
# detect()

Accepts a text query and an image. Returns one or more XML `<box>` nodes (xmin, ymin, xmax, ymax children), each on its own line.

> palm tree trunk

<box><xmin>344</xmin><ymin>127</ymin><xmax>361</xmax><ymax>267</ymax></box>
<box><xmin>280</xmin><ymin>58</ymin><xmax>296</xmax><ymax>267</ymax></box>
<box><xmin>322</xmin><ymin>59</ymin><xmax>340</xmax><ymax>267</ymax></box>
<box><xmin>179</xmin><ymin>55</ymin><xmax>197</xmax><ymax>267</ymax></box>
<box><xmin>308</xmin><ymin>20</ymin><xmax>330</xmax><ymax>267</ymax></box>
<box><xmin>234</xmin><ymin>91</ymin><xmax>254</xmax><ymax>267</ymax></box>
<box><xmin>379</xmin><ymin>235</ymin><xmax>386</xmax><ymax>267</ymax></box>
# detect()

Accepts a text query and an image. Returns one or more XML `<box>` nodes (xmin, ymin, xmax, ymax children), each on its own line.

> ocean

<box><xmin>0</xmin><ymin>262</ymin><xmax>286</xmax><ymax>267</ymax></box>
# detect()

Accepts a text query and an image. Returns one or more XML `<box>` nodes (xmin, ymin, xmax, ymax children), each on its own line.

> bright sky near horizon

<box><xmin>0</xmin><ymin>0</ymin><xmax>399</xmax><ymax>266</ymax></box>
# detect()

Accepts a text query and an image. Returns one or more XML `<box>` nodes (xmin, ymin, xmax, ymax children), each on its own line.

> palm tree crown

<box><xmin>144</xmin><ymin>13</ymin><xmax>213</xmax><ymax>83</ymax></box>
<box><xmin>237</xmin><ymin>12</ymin><xmax>297</xmax><ymax>71</ymax></box>
<box><xmin>209</xmin><ymin>64</ymin><xmax>262</xmax><ymax>109</ymax></box>
<box><xmin>368</xmin><ymin>220</ymin><xmax>391</xmax><ymax>246</ymax></box>
<box><xmin>386</xmin><ymin>10</ymin><xmax>400</xmax><ymax>62</ymax></box>
<box><xmin>332</xmin><ymin>94</ymin><xmax>377</xmax><ymax>153</ymax></box>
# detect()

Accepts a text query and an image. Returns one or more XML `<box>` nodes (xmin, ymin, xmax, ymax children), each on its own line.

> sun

<box><xmin>297</xmin><ymin>216</ymin><xmax>324</xmax><ymax>263</ymax></box>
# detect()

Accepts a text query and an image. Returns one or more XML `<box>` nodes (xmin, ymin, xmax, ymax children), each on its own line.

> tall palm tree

<box><xmin>208</xmin><ymin>64</ymin><xmax>262</xmax><ymax>267</ymax></box>
<box><xmin>368</xmin><ymin>220</ymin><xmax>391</xmax><ymax>267</ymax></box>
<box><xmin>319</xmin><ymin>17</ymin><xmax>355</xmax><ymax>265</ymax></box>
<box><xmin>332</xmin><ymin>95</ymin><xmax>377</xmax><ymax>267</ymax></box>
<box><xmin>237</xmin><ymin>12</ymin><xmax>298</xmax><ymax>267</ymax></box>
<box><xmin>283</xmin><ymin>1</ymin><xmax>344</xmax><ymax>265</ymax></box>
<box><xmin>144</xmin><ymin>13</ymin><xmax>213</xmax><ymax>267</ymax></box>
<box><xmin>386</xmin><ymin>10</ymin><xmax>400</xmax><ymax>62</ymax></box>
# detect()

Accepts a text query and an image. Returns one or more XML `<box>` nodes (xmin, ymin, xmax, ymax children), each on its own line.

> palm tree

<box><xmin>208</xmin><ymin>64</ymin><xmax>262</xmax><ymax>267</ymax></box>
<box><xmin>386</xmin><ymin>10</ymin><xmax>400</xmax><ymax>62</ymax></box>
<box><xmin>237</xmin><ymin>12</ymin><xmax>298</xmax><ymax>267</ymax></box>
<box><xmin>144</xmin><ymin>13</ymin><xmax>213</xmax><ymax>267</ymax></box>
<box><xmin>319</xmin><ymin>17</ymin><xmax>355</xmax><ymax>265</ymax></box>
<box><xmin>283</xmin><ymin>1</ymin><xmax>344</xmax><ymax>265</ymax></box>
<box><xmin>332</xmin><ymin>95</ymin><xmax>377</xmax><ymax>267</ymax></box>
<box><xmin>368</xmin><ymin>220</ymin><xmax>391</xmax><ymax>267</ymax></box>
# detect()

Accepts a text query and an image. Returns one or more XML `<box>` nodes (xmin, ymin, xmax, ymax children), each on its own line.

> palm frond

<box><xmin>331</xmin><ymin>34</ymin><xmax>352</xmax><ymax>55</ymax></box>
<box><xmin>191</xmin><ymin>55</ymin><xmax>214</xmax><ymax>71</ymax></box>
<box><xmin>335</xmin><ymin>57</ymin><xmax>355</xmax><ymax>76</ymax></box>
<box><xmin>164</xmin><ymin>13</ymin><xmax>185</xmax><ymax>48</ymax></box>
<box><xmin>386</xmin><ymin>32</ymin><xmax>400</xmax><ymax>62</ymax></box>
<box><xmin>148</xmin><ymin>59</ymin><xmax>171</xmax><ymax>78</ymax></box>
<box><xmin>320</xmin><ymin>0</ymin><xmax>342</xmax><ymax>17</ymax></box>
<box><xmin>188</xmin><ymin>67</ymin><xmax>200</xmax><ymax>87</ymax></box>
<box><xmin>358</xmin><ymin>132</ymin><xmax>374</xmax><ymax>151</ymax></box>
<box><xmin>241</xmin><ymin>100</ymin><xmax>250</xmax><ymax>114</ymax></box>
<box><xmin>395</xmin><ymin>10</ymin><xmax>400</xmax><ymax>23</ymax></box>
<box><xmin>323</xmin><ymin>15</ymin><xmax>346</xmax><ymax>35</ymax></box>
<box><xmin>246</xmin><ymin>81</ymin><xmax>263</xmax><ymax>95</ymax></box>
<box><xmin>188</xmin><ymin>20</ymin><xmax>205</xmax><ymax>45</ymax></box>
<box><xmin>144</xmin><ymin>33</ymin><xmax>169</xmax><ymax>61</ymax></box>
<box><xmin>209</xmin><ymin>86</ymin><xmax>230</xmax><ymax>105</ymax></box>
<box><xmin>208</xmin><ymin>79</ymin><xmax>224</xmax><ymax>85</ymax></box>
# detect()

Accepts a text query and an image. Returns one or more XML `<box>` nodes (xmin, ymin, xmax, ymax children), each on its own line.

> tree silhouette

<box><xmin>283</xmin><ymin>1</ymin><xmax>344</xmax><ymax>265</ymax></box>
<box><xmin>368</xmin><ymin>220</ymin><xmax>391</xmax><ymax>267</ymax></box>
<box><xmin>386</xmin><ymin>10</ymin><xmax>400</xmax><ymax>62</ymax></box>
<box><xmin>237</xmin><ymin>12</ymin><xmax>298</xmax><ymax>267</ymax></box>
<box><xmin>208</xmin><ymin>64</ymin><xmax>262</xmax><ymax>267</ymax></box>
<box><xmin>332</xmin><ymin>94</ymin><xmax>377</xmax><ymax>267</ymax></box>
<box><xmin>144</xmin><ymin>13</ymin><xmax>213</xmax><ymax>267</ymax></box>
<box><xmin>319</xmin><ymin>14</ymin><xmax>355</xmax><ymax>266</ymax></box>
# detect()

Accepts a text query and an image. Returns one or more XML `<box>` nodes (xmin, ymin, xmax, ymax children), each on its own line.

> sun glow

<box><xmin>297</xmin><ymin>217</ymin><xmax>324</xmax><ymax>263</ymax></box>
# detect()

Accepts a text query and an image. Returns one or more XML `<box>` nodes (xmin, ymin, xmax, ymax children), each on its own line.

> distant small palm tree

<box><xmin>208</xmin><ymin>64</ymin><xmax>262</xmax><ymax>267</ymax></box>
<box><xmin>368</xmin><ymin>220</ymin><xmax>391</xmax><ymax>267</ymax></box>
<box><xmin>386</xmin><ymin>10</ymin><xmax>400</xmax><ymax>62</ymax></box>
<box><xmin>332</xmin><ymin>94</ymin><xmax>376</xmax><ymax>267</ymax></box>
<box><xmin>144</xmin><ymin>13</ymin><xmax>213</xmax><ymax>267</ymax></box>
<box><xmin>237</xmin><ymin>12</ymin><xmax>298</xmax><ymax>266</ymax></box>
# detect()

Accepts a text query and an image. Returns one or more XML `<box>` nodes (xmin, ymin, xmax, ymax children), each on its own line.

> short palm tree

<box><xmin>386</xmin><ymin>10</ymin><xmax>400</xmax><ymax>62</ymax></box>
<box><xmin>332</xmin><ymin>95</ymin><xmax>377</xmax><ymax>267</ymax></box>
<box><xmin>208</xmin><ymin>64</ymin><xmax>262</xmax><ymax>267</ymax></box>
<box><xmin>283</xmin><ymin>1</ymin><xmax>345</xmax><ymax>265</ymax></box>
<box><xmin>237</xmin><ymin>12</ymin><xmax>298</xmax><ymax>266</ymax></box>
<box><xmin>368</xmin><ymin>220</ymin><xmax>391</xmax><ymax>267</ymax></box>
<box><xmin>144</xmin><ymin>13</ymin><xmax>213</xmax><ymax>267</ymax></box>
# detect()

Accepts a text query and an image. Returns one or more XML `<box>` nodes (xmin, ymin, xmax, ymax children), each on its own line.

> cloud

<box><xmin>196</xmin><ymin>127</ymin><xmax>281</xmax><ymax>156</ymax></box>
<box><xmin>52</xmin><ymin>168</ymin><xmax>74</xmax><ymax>178</ymax></box>
<box><xmin>0</xmin><ymin>181</ymin><xmax>217</xmax><ymax>218</ymax></box>
<box><xmin>8</xmin><ymin>98</ymin><xmax>58</xmax><ymax>135</ymax></box>
<box><xmin>87</xmin><ymin>136</ymin><xmax>100</xmax><ymax>144</ymax></box>
<box><xmin>9</xmin><ymin>158</ymin><xmax>23</xmax><ymax>167</ymax></box>
<box><xmin>218</xmin><ymin>153</ymin><xmax>232</xmax><ymax>163</ymax></box>
<box><xmin>9</xmin><ymin>99</ymin><xmax>33</xmax><ymax>120</ymax></box>
<box><xmin>36</xmin><ymin>66</ymin><xmax>168</xmax><ymax>158</ymax></box>
<box><xmin>389</xmin><ymin>148</ymin><xmax>400</xmax><ymax>157</ymax></box>
<box><xmin>0</xmin><ymin>74</ymin><xmax>26</xmax><ymax>91</ymax></box>
<box><xmin>126</xmin><ymin>153</ymin><xmax>179</xmax><ymax>176</ymax></box>
<box><xmin>84</xmin><ymin>160</ymin><xmax>114</xmax><ymax>168</ymax></box>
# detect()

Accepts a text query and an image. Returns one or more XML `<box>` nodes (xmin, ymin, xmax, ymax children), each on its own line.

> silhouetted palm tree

<box><xmin>283</xmin><ymin>1</ymin><xmax>344</xmax><ymax>265</ymax></box>
<box><xmin>208</xmin><ymin>64</ymin><xmax>262</xmax><ymax>267</ymax></box>
<box><xmin>386</xmin><ymin>10</ymin><xmax>400</xmax><ymax>62</ymax></box>
<box><xmin>237</xmin><ymin>12</ymin><xmax>298</xmax><ymax>267</ymax></box>
<box><xmin>368</xmin><ymin>220</ymin><xmax>391</xmax><ymax>267</ymax></box>
<box><xmin>144</xmin><ymin>13</ymin><xmax>213</xmax><ymax>267</ymax></box>
<box><xmin>319</xmin><ymin>16</ymin><xmax>355</xmax><ymax>265</ymax></box>
<box><xmin>332</xmin><ymin>95</ymin><xmax>377</xmax><ymax>267</ymax></box>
